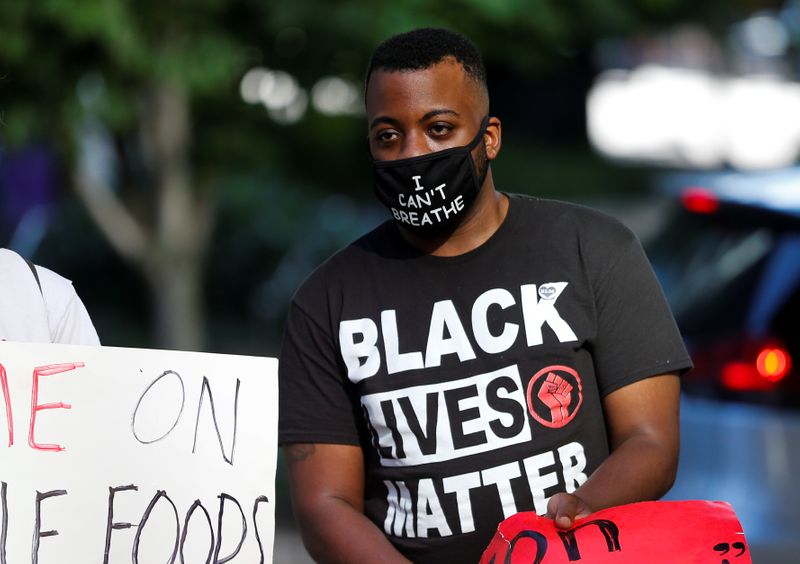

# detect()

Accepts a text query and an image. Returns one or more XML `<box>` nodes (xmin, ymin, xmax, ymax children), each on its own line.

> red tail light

<box><xmin>721</xmin><ymin>345</ymin><xmax>792</xmax><ymax>391</ymax></box>
<box><xmin>681</xmin><ymin>187</ymin><xmax>719</xmax><ymax>214</ymax></box>
<box><xmin>756</xmin><ymin>347</ymin><xmax>791</xmax><ymax>381</ymax></box>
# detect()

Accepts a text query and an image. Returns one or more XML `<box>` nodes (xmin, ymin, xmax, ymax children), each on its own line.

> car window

<box><xmin>746</xmin><ymin>234</ymin><xmax>800</xmax><ymax>336</ymax></box>
<box><xmin>648</xmin><ymin>212</ymin><xmax>774</xmax><ymax>336</ymax></box>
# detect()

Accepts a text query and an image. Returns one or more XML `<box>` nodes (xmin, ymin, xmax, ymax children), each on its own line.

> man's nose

<box><xmin>397</xmin><ymin>130</ymin><xmax>430</xmax><ymax>159</ymax></box>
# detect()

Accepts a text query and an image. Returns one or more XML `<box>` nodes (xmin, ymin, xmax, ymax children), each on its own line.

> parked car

<box><xmin>647</xmin><ymin>167</ymin><xmax>800</xmax><ymax>563</ymax></box>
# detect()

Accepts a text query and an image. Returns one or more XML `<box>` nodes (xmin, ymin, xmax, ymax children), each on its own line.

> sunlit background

<box><xmin>2</xmin><ymin>0</ymin><xmax>799</xmax><ymax>561</ymax></box>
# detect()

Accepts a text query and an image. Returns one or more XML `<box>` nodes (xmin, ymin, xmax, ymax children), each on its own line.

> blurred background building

<box><xmin>2</xmin><ymin>0</ymin><xmax>799</xmax><ymax>561</ymax></box>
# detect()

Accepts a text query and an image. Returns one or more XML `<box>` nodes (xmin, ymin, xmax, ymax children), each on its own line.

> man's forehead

<box><xmin>368</xmin><ymin>58</ymin><xmax>470</xmax><ymax>90</ymax></box>
<box><xmin>366</xmin><ymin>60</ymin><xmax>481</xmax><ymax>117</ymax></box>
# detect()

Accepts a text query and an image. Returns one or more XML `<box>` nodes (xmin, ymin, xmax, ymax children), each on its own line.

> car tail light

<box><xmin>756</xmin><ymin>347</ymin><xmax>791</xmax><ymax>381</ymax></box>
<box><xmin>686</xmin><ymin>336</ymin><xmax>794</xmax><ymax>395</ymax></box>
<box><xmin>720</xmin><ymin>344</ymin><xmax>792</xmax><ymax>391</ymax></box>
<box><xmin>681</xmin><ymin>187</ymin><xmax>719</xmax><ymax>214</ymax></box>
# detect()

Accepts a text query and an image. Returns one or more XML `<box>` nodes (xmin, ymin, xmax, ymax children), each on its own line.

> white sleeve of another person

<box><xmin>37</xmin><ymin>265</ymin><xmax>101</xmax><ymax>346</ymax></box>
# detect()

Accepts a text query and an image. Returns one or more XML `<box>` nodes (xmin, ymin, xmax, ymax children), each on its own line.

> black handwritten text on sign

<box><xmin>0</xmin><ymin>343</ymin><xmax>278</xmax><ymax>564</ymax></box>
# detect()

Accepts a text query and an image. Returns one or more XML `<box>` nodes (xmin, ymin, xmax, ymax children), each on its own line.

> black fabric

<box><xmin>279</xmin><ymin>194</ymin><xmax>692</xmax><ymax>563</ymax></box>
<box><xmin>371</xmin><ymin>116</ymin><xmax>490</xmax><ymax>233</ymax></box>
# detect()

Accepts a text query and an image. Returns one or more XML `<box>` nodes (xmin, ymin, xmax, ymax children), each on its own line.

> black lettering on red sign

<box><xmin>557</xmin><ymin>519</ymin><xmax>621</xmax><ymax>561</ymax></box>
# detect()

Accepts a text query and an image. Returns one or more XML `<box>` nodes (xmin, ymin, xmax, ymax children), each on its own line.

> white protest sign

<box><xmin>0</xmin><ymin>341</ymin><xmax>278</xmax><ymax>563</ymax></box>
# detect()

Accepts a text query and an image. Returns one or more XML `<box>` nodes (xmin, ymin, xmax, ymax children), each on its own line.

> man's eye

<box><xmin>429</xmin><ymin>123</ymin><xmax>453</xmax><ymax>136</ymax></box>
<box><xmin>376</xmin><ymin>130</ymin><xmax>398</xmax><ymax>143</ymax></box>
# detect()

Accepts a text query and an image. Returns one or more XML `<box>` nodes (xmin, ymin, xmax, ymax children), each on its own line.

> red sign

<box><xmin>480</xmin><ymin>500</ymin><xmax>750</xmax><ymax>564</ymax></box>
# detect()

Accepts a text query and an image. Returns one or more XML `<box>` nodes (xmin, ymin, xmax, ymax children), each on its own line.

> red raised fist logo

<box><xmin>527</xmin><ymin>365</ymin><xmax>583</xmax><ymax>429</ymax></box>
<box><xmin>537</xmin><ymin>372</ymin><xmax>573</xmax><ymax>426</ymax></box>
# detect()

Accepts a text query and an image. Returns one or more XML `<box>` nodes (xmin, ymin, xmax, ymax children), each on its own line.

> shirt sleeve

<box><xmin>278</xmin><ymin>296</ymin><xmax>362</xmax><ymax>446</ymax></box>
<box><xmin>590</xmin><ymin>231</ymin><xmax>693</xmax><ymax>397</ymax></box>
<box><xmin>37</xmin><ymin>266</ymin><xmax>101</xmax><ymax>346</ymax></box>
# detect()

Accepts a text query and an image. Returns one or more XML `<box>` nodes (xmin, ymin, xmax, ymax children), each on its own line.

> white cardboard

<box><xmin>0</xmin><ymin>341</ymin><xmax>278</xmax><ymax>563</ymax></box>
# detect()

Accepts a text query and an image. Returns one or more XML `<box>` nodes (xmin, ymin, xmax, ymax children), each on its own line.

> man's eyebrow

<box><xmin>370</xmin><ymin>115</ymin><xmax>399</xmax><ymax>130</ymax></box>
<box><xmin>420</xmin><ymin>108</ymin><xmax>459</xmax><ymax>122</ymax></box>
<box><xmin>369</xmin><ymin>109</ymin><xmax>460</xmax><ymax>130</ymax></box>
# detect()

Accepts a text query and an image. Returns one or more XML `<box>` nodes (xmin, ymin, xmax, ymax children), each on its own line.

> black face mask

<box><xmin>372</xmin><ymin>116</ymin><xmax>490</xmax><ymax>234</ymax></box>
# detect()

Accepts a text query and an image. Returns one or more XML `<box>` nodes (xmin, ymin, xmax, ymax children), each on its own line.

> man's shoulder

<box><xmin>509</xmin><ymin>193</ymin><xmax>637</xmax><ymax>244</ymax></box>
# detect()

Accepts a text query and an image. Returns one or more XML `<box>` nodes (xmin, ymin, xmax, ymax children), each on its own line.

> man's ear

<box><xmin>485</xmin><ymin>116</ymin><xmax>502</xmax><ymax>160</ymax></box>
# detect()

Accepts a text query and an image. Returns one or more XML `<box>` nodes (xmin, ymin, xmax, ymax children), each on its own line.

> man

<box><xmin>279</xmin><ymin>28</ymin><xmax>692</xmax><ymax>563</ymax></box>
<box><xmin>0</xmin><ymin>248</ymin><xmax>100</xmax><ymax>345</ymax></box>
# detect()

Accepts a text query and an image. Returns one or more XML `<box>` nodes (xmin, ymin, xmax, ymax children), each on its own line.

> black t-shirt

<box><xmin>279</xmin><ymin>194</ymin><xmax>692</xmax><ymax>563</ymax></box>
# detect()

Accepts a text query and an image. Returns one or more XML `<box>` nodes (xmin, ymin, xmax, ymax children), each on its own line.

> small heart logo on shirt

<box><xmin>539</xmin><ymin>286</ymin><xmax>556</xmax><ymax>299</ymax></box>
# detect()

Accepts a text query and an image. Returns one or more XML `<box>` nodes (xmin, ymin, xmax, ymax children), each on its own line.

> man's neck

<box><xmin>399</xmin><ymin>179</ymin><xmax>509</xmax><ymax>257</ymax></box>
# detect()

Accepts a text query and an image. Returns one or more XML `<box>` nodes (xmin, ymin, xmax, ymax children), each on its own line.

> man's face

<box><xmin>366</xmin><ymin>59</ymin><xmax>489</xmax><ymax>163</ymax></box>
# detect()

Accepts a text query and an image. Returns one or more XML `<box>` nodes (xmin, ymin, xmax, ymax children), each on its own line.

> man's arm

<box><xmin>284</xmin><ymin>442</ymin><xmax>411</xmax><ymax>564</ymax></box>
<box><xmin>546</xmin><ymin>373</ymin><xmax>681</xmax><ymax>528</ymax></box>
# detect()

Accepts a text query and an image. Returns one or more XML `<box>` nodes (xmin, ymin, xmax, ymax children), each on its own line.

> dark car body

<box><xmin>648</xmin><ymin>168</ymin><xmax>800</xmax><ymax>562</ymax></box>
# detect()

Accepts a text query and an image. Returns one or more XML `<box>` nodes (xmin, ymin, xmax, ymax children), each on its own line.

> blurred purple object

<box><xmin>0</xmin><ymin>144</ymin><xmax>56</xmax><ymax>246</ymax></box>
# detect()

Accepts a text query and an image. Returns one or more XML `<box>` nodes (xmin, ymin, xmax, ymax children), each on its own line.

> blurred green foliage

<box><xmin>1</xmin><ymin>0</ymin><xmax>738</xmax><ymax>148</ymax></box>
<box><xmin>0</xmin><ymin>0</ymin><xmax>744</xmax><ymax>351</ymax></box>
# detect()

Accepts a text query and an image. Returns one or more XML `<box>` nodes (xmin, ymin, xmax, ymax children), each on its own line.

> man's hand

<box><xmin>542</xmin><ymin>374</ymin><xmax>681</xmax><ymax>530</ymax></box>
<box><xmin>545</xmin><ymin>492</ymin><xmax>593</xmax><ymax>529</ymax></box>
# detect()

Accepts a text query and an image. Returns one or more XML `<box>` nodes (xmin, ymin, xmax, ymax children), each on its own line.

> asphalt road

<box><xmin>273</xmin><ymin>527</ymin><xmax>314</xmax><ymax>564</ymax></box>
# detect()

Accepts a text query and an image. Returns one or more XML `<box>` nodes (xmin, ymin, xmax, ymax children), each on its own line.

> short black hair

<box><xmin>365</xmin><ymin>28</ymin><xmax>488</xmax><ymax>94</ymax></box>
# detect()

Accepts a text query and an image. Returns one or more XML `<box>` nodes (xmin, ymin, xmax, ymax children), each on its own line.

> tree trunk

<box><xmin>143</xmin><ymin>80</ymin><xmax>211</xmax><ymax>351</ymax></box>
<box><xmin>149</xmin><ymin>253</ymin><xmax>205</xmax><ymax>350</ymax></box>
<box><xmin>74</xmin><ymin>79</ymin><xmax>213</xmax><ymax>351</ymax></box>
